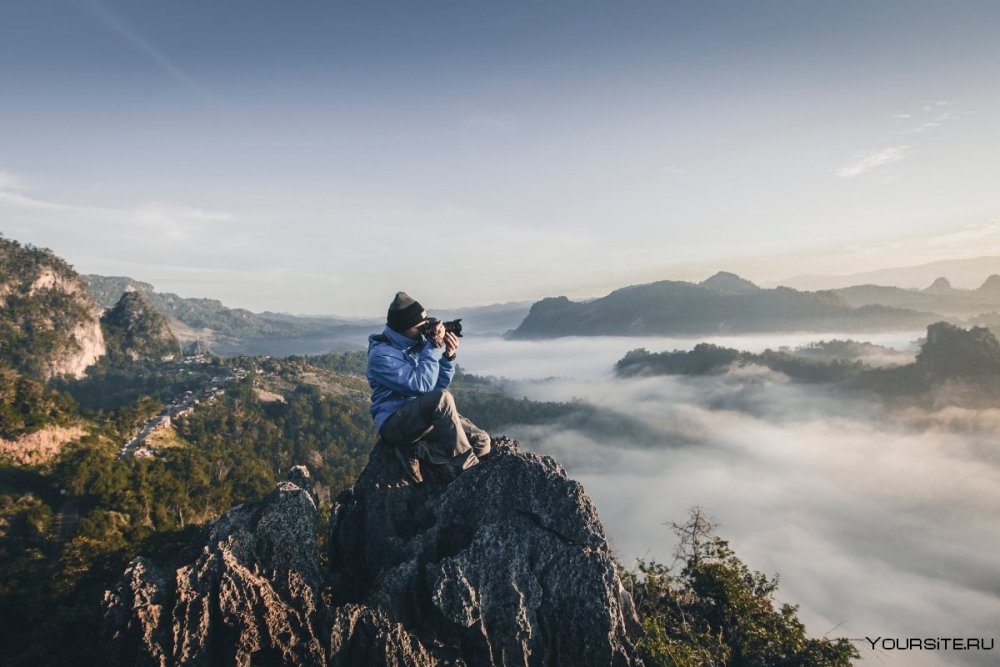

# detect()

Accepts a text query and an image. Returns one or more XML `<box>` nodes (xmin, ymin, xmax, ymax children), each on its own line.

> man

<box><xmin>367</xmin><ymin>291</ymin><xmax>491</xmax><ymax>484</ymax></box>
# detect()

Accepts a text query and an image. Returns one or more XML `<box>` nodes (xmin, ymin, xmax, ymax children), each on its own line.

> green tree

<box><xmin>626</xmin><ymin>508</ymin><xmax>859</xmax><ymax>667</ymax></box>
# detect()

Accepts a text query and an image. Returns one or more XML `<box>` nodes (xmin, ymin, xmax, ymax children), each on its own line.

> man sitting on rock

<box><xmin>366</xmin><ymin>291</ymin><xmax>491</xmax><ymax>484</ymax></box>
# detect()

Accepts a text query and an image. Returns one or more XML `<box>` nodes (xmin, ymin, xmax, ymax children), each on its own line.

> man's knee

<box><xmin>427</xmin><ymin>388</ymin><xmax>455</xmax><ymax>412</ymax></box>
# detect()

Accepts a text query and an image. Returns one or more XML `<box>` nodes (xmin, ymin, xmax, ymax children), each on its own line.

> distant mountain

<box><xmin>431</xmin><ymin>301</ymin><xmax>533</xmax><ymax>335</ymax></box>
<box><xmin>976</xmin><ymin>274</ymin><xmax>1000</xmax><ymax>297</ymax></box>
<box><xmin>700</xmin><ymin>270</ymin><xmax>761</xmax><ymax>294</ymax></box>
<box><xmin>781</xmin><ymin>255</ymin><xmax>1000</xmax><ymax>290</ymax></box>
<box><xmin>85</xmin><ymin>275</ymin><xmax>326</xmax><ymax>341</ymax></box>
<box><xmin>832</xmin><ymin>275</ymin><xmax>1000</xmax><ymax>316</ymax></box>
<box><xmin>84</xmin><ymin>276</ymin><xmax>533</xmax><ymax>355</ymax></box>
<box><xmin>85</xmin><ymin>274</ymin><xmax>156</xmax><ymax>309</ymax></box>
<box><xmin>924</xmin><ymin>276</ymin><xmax>954</xmax><ymax>294</ymax></box>
<box><xmin>508</xmin><ymin>273</ymin><xmax>938</xmax><ymax>339</ymax></box>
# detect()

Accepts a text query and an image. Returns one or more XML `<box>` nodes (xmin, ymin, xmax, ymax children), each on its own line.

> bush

<box><xmin>624</xmin><ymin>509</ymin><xmax>859</xmax><ymax>667</ymax></box>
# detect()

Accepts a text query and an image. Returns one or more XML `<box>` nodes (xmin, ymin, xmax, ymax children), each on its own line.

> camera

<box><xmin>421</xmin><ymin>318</ymin><xmax>463</xmax><ymax>338</ymax></box>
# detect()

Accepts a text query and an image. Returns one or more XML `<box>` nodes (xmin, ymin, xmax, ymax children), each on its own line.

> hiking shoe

<box><xmin>393</xmin><ymin>444</ymin><xmax>423</xmax><ymax>484</ymax></box>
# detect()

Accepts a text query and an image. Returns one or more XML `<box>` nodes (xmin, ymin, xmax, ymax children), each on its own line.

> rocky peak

<box><xmin>976</xmin><ymin>274</ymin><xmax>1000</xmax><ymax>295</ymax></box>
<box><xmin>102</xmin><ymin>291</ymin><xmax>179</xmax><ymax>362</ymax></box>
<box><xmin>103</xmin><ymin>442</ymin><xmax>642</xmax><ymax>666</ymax></box>
<box><xmin>700</xmin><ymin>271</ymin><xmax>760</xmax><ymax>294</ymax></box>
<box><xmin>329</xmin><ymin>436</ymin><xmax>640</xmax><ymax>666</ymax></box>
<box><xmin>923</xmin><ymin>276</ymin><xmax>954</xmax><ymax>294</ymax></box>
<box><xmin>102</xmin><ymin>465</ymin><xmax>327</xmax><ymax>666</ymax></box>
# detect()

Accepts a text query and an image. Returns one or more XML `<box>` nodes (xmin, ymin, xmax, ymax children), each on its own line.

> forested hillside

<box><xmin>0</xmin><ymin>236</ymin><xmax>105</xmax><ymax>380</ymax></box>
<box><xmin>616</xmin><ymin>322</ymin><xmax>1000</xmax><ymax>407</ymax></box>
<box><xmin>2</xmin><ymin>237</ymin><xmax>862</xmax><ymax>665</ymax></box>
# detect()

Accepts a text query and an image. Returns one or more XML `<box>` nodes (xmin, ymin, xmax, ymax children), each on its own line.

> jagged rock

<box><xmin>328</xmin><ymin>604</ymin><xmax>436</xmax><ymax>666</ymax></box>
<box><xmin>102</xmin><ymin>469</ymin><xmax>326</xmax><ymax>666</ymax></box>
<box><xmin>104</xmin><ymin>445</ymin><xmax>642</xmax><ymax>666</ymax></box>
<box><xmin>328</xmin><ymin>437</ymin><xmax>642</xmax><ymax>666</ymax></box>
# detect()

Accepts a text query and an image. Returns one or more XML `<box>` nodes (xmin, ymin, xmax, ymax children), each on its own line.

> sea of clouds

<box><xmin>459</xmin><ymin>332</ymin><xmax>1000</xmax><ymax>667</ymax></box>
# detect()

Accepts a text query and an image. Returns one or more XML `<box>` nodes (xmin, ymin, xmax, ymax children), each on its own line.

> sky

<box><xmin>2</xmin><ymin>0</ymin><xmax>1000</xmax><ymax>315</ymax></box>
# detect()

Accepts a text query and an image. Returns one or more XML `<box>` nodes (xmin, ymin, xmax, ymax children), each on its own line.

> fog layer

<box><xmin>460</xmin><ymin>333</ymin><xmax>999</xmax><ymax>666</ymax></box>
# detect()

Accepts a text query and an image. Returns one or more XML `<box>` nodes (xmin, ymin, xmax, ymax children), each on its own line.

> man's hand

<box><xmin>426</xmin><ymin>321</ymin><xmax>446</xmax><ymax>348</ymax></box>
<box><xmin>444</xmin><ymin>331</ymin><xmax>459</xmax><ymax>359</ymax></box>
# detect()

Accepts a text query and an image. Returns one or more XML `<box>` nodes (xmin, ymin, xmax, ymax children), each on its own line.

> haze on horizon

<box><xmin>2</xmin><ymin>0</ymin><xmax>1000</xmax><ymax>316</ymax></box>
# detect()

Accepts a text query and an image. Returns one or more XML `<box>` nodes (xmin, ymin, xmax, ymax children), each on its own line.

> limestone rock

<box><xmin>0</xmin><ymin>237</ymin><xmax>106</xmax><ymax>379</ymax></box>
<box><xmin>102</xmin><ymin>467</ymin><xmax>326</xmax><ymax>666</ymax></box>
<box><xmin>328</xmin><ymin>604</ymin><xmax>435</xmax><ymax>667</ymax></box>
<box><xmin>328</xmin><ymin>437</ymin><xmax>642</xmax><ymax>666</ymax></box>
<box><xmin>104</xmin><ymin>445</ymin><xmax>643</xmax><ymax>666</ymax></box>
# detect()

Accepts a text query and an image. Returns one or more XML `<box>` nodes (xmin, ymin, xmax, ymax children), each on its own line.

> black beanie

<box><xmin>387</xmin><ymin>292</ymin><xmax>427</xmax><ymax>332</ymax></box>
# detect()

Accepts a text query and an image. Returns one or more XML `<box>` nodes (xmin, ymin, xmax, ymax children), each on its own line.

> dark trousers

<box><xmin>379</xmin><ymin>389</ymin><xmax>490</xmax><ymax>469</ymax></box>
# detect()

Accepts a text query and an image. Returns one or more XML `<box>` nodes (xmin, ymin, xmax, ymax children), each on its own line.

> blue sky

<box><xmin>2</xmin><ymin>0</ymin><xmax>1000</xmax><ymax>315</ymax></box>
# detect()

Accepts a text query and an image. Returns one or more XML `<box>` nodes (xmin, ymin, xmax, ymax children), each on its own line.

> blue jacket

<box><xmin>367</xmin><ymin>325</ymin><xmax>456</xmax><ymax>431</ymax></box>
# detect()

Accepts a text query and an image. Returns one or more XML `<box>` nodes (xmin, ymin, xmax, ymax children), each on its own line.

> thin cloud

<box><xmin>891</xmin><ymin>101</ymin><xmax>962</xmax><ymax>135</ymax></box>
<box><xmin>133</xmin><ymin>203</ymin><xmax>234</xmax><ymax>242</ymax></box>
<box><xmin>0</xmin><ymin>181</ymin><xmax>236</xmax><ymax>247</ymax></box>
<box><xmin>69</xmin><ymin>0</ymin><xmax>205</xmax><ymax>95</ymax></box>
<box><xmin>845</xmin><ymin>217</ymin><xmax>1000</xmax><ymax>263</ymax></box>
<box><xmin>834</xmin><ymin>146</ymin><xmax>911</xmax><ymax>179</ymax></box>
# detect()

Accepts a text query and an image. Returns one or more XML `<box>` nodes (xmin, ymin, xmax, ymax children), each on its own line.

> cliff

<box><xmin>102</xmin><ymin>439</ymin><xmax>641</xmax><ymax>666</ymax></box>
<box><xmin>0</xmin><ymin>237</ymin><xmax>105</xmax><ymax>379</ymax></box>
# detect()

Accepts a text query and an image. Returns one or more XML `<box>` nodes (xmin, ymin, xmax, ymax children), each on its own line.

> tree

<box><xmin>625</xmin><ymin>508</ymin><xmax>859</xmax><ymax>667</ymax></box>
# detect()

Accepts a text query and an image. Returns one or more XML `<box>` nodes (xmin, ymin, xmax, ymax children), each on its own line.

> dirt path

<box><xmin>48</xmin><ymin>497</ymin><xmax>80</xmax><ymax>560</ymax></box>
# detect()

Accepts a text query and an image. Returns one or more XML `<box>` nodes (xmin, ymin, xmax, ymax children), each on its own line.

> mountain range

<box><xmin>509</xmin><ymin>272</ymin><xmax>942</xmax><ymax>339</ymax></box>
<box><xmin>832</xmin><ymin>275</ymin><xmax>1000</xmax><ymax>316</ymax></box>
<box><xmin>87</xmin><ymin>269</ymin><xmax>1000</xmax><ymax>346</ymax></box>
<box><xmin>85</xmin><ymin>275</ymin><xmax>531</xmax><ymax>355</ymax></box>
<box><xmin>780</xmin><ymin>255</ymin><xmax>1000</xmax><ymax>291</ymax></box>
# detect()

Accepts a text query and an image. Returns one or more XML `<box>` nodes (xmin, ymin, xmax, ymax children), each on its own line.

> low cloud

<box><xmin>834</xmin><ymin>146</ymin><xmax>911</xmax><ymax>179</ymax></box>
<box><xmin>461</xmin><ymin>335</ymin><xmax>1000</xmax><ymax>666</ymax></box>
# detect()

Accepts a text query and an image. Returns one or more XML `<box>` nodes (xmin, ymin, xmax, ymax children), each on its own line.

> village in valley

<box><xmin>117</xmin><ymin>357</ymin><xmax>247</xmax><ymax>459</ymax></box>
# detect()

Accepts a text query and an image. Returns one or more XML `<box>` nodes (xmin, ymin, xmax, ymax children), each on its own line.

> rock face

<box><xmin>103</xmin><ymin>466</ymin><xmax>327</xmax><ymax>666</ymax></box>
<box><xmin>0</xmin><ymin>236</ymin><xmax>106</xmax><ymax>379</ymax></box>
<box><xmin>103</xmin><ymin>444</ymin><xmax>643</xmax><ymax>666</ymax></box>
<box><xmin>327</xmin><ymin>436</ymin><xmax>641</xmax><ymax>666</ymax></box>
